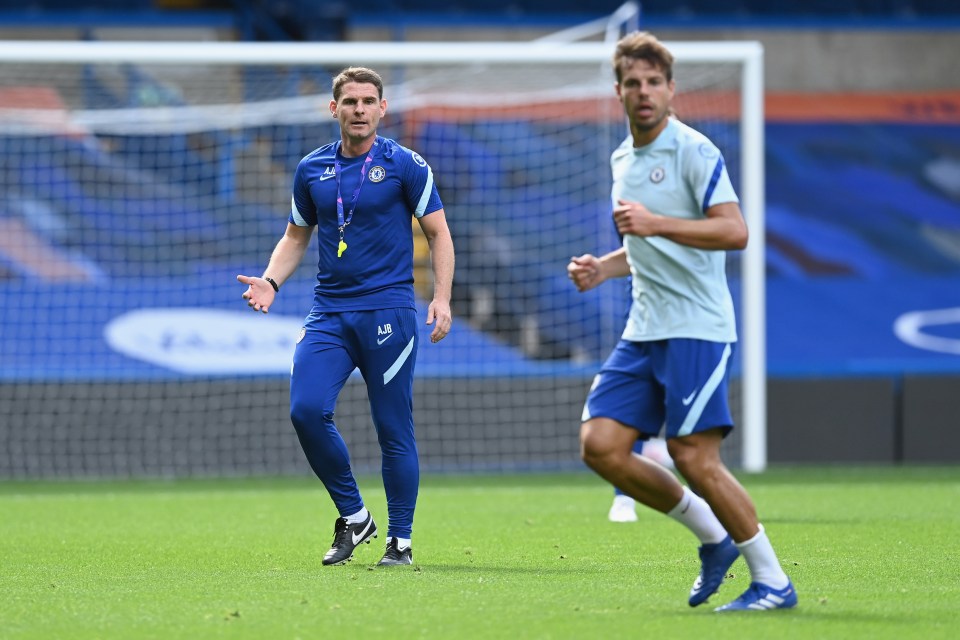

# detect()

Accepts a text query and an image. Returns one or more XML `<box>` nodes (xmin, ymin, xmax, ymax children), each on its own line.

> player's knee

<box><xmin>668</xmin><ymin>442</ymin><xmax>723</xmax><ymax>486</ymax></box>
<box><xmin>580</xmin><ymin>427</ymin><xmax>617</xmax><ymax>471</ymax></box>
<box><xmin>579</xmin><ymin>431</ymin><xmax>596</xmax><ymax>465</ymax></box>
<box><xmin>667</xmin><ymin>440</ymin><xmax>703</xmax><ymax>476</ymax></box>
<box><xmin>670</xmin><ymin>453</ymin><xmax>698</xmax><ymax>481</ymax></box>
<box><xmin>580</xmin><ymin>446</ymin><xmax>607</xmax><ymax>473</ymax></box>
<box><xmin>289</xmin><ymin>400</ymin><xmax>334</xmax><ymax>433</ymax></box>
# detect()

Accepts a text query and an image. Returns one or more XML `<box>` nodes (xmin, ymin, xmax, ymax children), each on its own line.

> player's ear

<box><xmin>329</xmin><ymin>100</ymin><xmax>337</xmax><ymax>117</ymax></box>
<box><xmin>380</xmin><ymin>98</ymin><xmax>387</xmax><ymax>116</ymax></box>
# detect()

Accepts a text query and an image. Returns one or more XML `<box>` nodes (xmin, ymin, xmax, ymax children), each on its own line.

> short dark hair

<box><xmin>332</xmin><ymin>66</ymin><xmax>384</xmax><ymax>101</ymax></box>
<box><xmin>612</xmin><ymin>31</ymin><xmax>674</xmax><ymax>83</ymax></box>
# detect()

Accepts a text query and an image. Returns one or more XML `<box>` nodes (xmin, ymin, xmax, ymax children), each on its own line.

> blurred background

<box><xmin>0</xmin><ymin>1</ymin><xmax>958</xmax><ymax>477</ymax></box>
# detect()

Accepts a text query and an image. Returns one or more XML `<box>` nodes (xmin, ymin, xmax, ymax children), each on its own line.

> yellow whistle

<box><xmin>337</xmin><ymin>240</ymin><xmax>347</xmax><ymax>257</ymax></box>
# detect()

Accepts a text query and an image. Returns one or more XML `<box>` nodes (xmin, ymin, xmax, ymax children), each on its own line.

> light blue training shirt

<box><xmin>610</xmin><ymin>117</ymin><xmax>740</xmax><ymax>343</ymax></box>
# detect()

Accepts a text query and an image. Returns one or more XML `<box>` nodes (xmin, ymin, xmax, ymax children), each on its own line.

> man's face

<box><xmin>330</xmin><ymin>81</ymin><xmax>385</xmax><ymax>143</ymax></box>
<box><xmin>615</xmin><ymin>58</ymin><xmax>675</xmax><ymax>135</ymax></box>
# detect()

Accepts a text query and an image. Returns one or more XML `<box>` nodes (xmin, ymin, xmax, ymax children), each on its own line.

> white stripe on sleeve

<box><xmin>414</xmin><ymin>165</ymin><xmax>434</xmax><ymax>218</ymax></box>
<box><xmin>290</xmin><ymin>195</ymin><xmax>308</xmax><ymax>226</ymax></box>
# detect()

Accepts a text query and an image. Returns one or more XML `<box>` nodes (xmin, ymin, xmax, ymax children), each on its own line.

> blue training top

<box><xmin>289</xmin><ymin>135</ymin><xmax>443</xmax><ymax>312</ymax></box>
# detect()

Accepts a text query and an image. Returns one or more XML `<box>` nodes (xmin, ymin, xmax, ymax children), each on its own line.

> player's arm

<box><xmin>236</xmin><ymin>222</ymin><xmax>314</xmax><ymax>313</ymax></box>
<box><xmin>613</xmin><ymin>199</ymin><xmax>747</xmax><ymax>251</ymax></box>
<box><xmin>568</xmin><ymin>247</ymin><xmax>630</xmax><ymax>293</ymax></box>
<box><xmin>417</xmin><ymin>208</ymin><xmax>454</xmax><ymax>343</ymax></box>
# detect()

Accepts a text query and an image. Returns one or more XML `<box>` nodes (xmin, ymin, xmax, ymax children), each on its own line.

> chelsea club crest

<box><xmin>369</xmin><ymin>166</ymin><xmax>386</xmax><ymax>182</ymax></box>
<box><xmin>650</xmin><ymin>167</ymin><xmax>665</xmax><ymax>183</ymax></box>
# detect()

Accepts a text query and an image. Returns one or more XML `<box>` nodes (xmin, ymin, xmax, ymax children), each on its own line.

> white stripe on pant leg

<box><xmin>678</xmin><ymin>343</ymin><xmax>732</xmax><ymax>436</ymax></box>
<box><xmin>383</xmin><ymin>336</ymin><xmax>415</xmax><ymax>385</ymax></box>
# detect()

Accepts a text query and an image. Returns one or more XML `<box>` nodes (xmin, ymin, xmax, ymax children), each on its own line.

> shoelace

<box><xmin>331</xmin><ymin>518</ymin><xmax>349</xmax><ymax>546</ymax></box>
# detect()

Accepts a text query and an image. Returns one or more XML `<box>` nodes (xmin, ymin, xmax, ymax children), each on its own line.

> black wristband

<box><xmin>264</xmin><ymin>277</ymin><xmax>279</xmax><ymax>292</ymax></box>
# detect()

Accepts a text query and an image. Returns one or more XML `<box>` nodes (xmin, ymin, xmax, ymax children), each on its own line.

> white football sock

<box><xmin>344</xmin><ymin>507</ymin><xmax>368</xmax><ymax>525</ymax></box>
<box><xmin>737</xmin><ymin>524</ymin><xmax>790</xmax><ymax>588</ymax></box>
<box><xmin>667</xmin><ymin>486</ymin><xmax>728</xmax><ymax>544</ymax></box>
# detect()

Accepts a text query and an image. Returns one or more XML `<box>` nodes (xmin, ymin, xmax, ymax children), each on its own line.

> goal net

<box><xmin>0</xmin><ymin>39</ymin><xmax>764</xmax><ymax>478</ymax></box>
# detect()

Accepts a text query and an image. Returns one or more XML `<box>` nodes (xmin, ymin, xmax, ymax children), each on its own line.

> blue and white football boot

<box><xmin>688</xmin><ymin>535</ymin><xmax>740</xmax><ymax>606</ymax></box>
<box><xmin>714</xmin><ymin>580</ymin><xmax>798</xmax><ymax>612</ymax></box>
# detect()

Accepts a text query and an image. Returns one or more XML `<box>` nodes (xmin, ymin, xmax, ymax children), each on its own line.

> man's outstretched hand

<box><xmin>236</xmin><ymin>274</ymin><xmax>276</xmax><ymax>314</ymax></box>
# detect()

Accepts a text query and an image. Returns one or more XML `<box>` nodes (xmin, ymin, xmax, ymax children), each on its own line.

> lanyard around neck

<box><xmin>334</xmin><ymin>137</ymin><xmax>377</xmax><ymax>237</ymax></box>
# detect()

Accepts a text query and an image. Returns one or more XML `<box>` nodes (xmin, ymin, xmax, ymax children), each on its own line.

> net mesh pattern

<box><xmin>0</xmin><ymin>55</ymin><xmax>745</xmax><ymax>478</ymax></box>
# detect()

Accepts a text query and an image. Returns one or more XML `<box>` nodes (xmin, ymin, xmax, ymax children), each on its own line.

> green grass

<box><xmin>2</xmin><ymin>467</ymin><xmax>959</xmax><ymax>639</ymax></box>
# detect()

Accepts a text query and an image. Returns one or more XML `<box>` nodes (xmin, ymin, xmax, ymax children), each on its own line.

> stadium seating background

<box><xmin>1</xmin><ymin>3</ymin><xmax>958</xmax><ymax>380</ymax></box>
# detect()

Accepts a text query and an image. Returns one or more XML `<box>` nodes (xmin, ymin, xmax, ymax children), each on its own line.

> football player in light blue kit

<box><xmin>568</xmin><ymin>32</ymin><xmax>796</xmax><ymax>611</ymax></box>
<box><xmin>238</xmin><ymin>66</ymin><xmax>454</xmax><ymax>567</ymax></box>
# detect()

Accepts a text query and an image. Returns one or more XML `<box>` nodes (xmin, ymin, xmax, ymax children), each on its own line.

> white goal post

<box><xmin>0</xmin><ymin>38</ymin><xmax>766</xmax><ymax>475</ymax></box>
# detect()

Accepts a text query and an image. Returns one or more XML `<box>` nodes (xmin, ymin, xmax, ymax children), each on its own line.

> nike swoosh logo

<box><xmin>377</xmin><ymin>333</ymin><xmax>394</xmax><ymax>345</ymax></box>
<box><xmin>318</xmin><ymin>170</ymin><xmax>336</xmax><ymax>181</ymax></box>
<box><xmin>351</xmin><ymin>518</ymin><xmax>373</xmax><ymax>545</ymax></box>
<box><xmin>682</xmin><ymin>390</ymin><xmax>697</xmax><ymax>406</ymax></box>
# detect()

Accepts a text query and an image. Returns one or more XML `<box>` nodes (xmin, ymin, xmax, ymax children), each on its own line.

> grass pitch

<box><xmin>2</xmin><ymin>466</ymin><xmax>958</xmax><ymax>639</ymax></box>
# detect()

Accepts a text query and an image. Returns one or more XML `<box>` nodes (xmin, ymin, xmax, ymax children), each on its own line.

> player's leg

<box><xmin>356</xmin><ymin>308</ymin><xmax>419</xmax><ymax>566</ymax></box>
<box><xmin>608</xmin><ymin>438</ymin><xmax>644</xmax><ymax>522</ymax></box>
<box><xmin>580</xmin><ymin>340</ymin><xmax>686</xmax><ymax>512</ymax></box>
<box><xmin>582</xmin><ymin>417</ymin><xmax>684</xmax><ymax>511</ymax></box>
<box><xmin>581</xmin><ymin>339</ymin><xmax>739</xmax><ymax>606</ymax></box>
<box><xmin>582</xmin><ymin>415</ymin><xmax>729</xmax><ymax>555</ymax></box>
<box><xmin>661</xmin><ymin>339</ymin><xmax>795</xmax><ymax>610</ymax></box>
<box><xmin>290</xmin><ymin>317</ymin><xmax>378</xmax><ymax>565</ymax></box>
<box><xmin>669</xmin><ymin>431</ymin><xmax>795</xmax><ymax>611</ymax></box>
<box><xmin>668</xmin><ymin>430</ymin><xmax>756</xmax><ymax>540</ymax></box>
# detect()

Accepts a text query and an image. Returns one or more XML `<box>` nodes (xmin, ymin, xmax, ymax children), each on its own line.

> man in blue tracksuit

<box><xmin>238</xmin><ymin>66</ymin><xmax>454</xmax><ymax>567</ymax></box>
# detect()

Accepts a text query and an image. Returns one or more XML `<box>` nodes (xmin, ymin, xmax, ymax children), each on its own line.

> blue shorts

<box><xmin>582</xmin><ymin>338</ymin><xmax>734</xmax><ymax>439</ymax></box>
